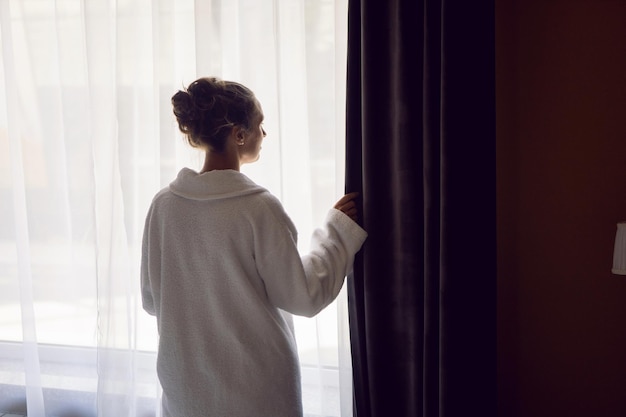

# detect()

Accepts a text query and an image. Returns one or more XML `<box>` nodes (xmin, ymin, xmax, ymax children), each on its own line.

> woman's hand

<box><xmin>334</xmin><ymin>192</ymin><xmax>360</xmax><ymax>222</ymax></box>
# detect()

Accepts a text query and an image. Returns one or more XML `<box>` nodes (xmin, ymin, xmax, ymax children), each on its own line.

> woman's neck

<box><xmin>200</xmin><ymin>145</ymin><xmax>240</xmax><ymax>173</ymax></box>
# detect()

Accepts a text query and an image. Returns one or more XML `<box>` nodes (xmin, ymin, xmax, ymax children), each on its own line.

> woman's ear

<box><xmin>232</xmin><ymin>126</ymin><xmax>246</xmax><ymax>145</ymax></box>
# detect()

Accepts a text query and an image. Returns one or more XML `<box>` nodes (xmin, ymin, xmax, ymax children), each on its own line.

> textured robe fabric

<box><xmin>141</xmin><ymin>168</ymin><xmax>367</xmax><ymax>417</ymax></box>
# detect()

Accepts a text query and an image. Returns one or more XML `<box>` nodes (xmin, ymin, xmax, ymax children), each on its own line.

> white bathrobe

<box><xmin>141</xmin><ymin>168</ymin><xmax>367</xmax><ymax>417</ymax></box>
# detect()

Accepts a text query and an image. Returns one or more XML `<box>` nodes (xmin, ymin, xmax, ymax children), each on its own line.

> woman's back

<box><xmin>142</xmin><ymin>168</ymin><xmax>303</xmax><ymax>416</ymax></box>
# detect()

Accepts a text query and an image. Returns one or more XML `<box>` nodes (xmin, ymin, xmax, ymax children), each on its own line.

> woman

<box><xmin>141</xmin><ymin>77</ymin><xmax>367</xmax><ymax>416</ymax></box>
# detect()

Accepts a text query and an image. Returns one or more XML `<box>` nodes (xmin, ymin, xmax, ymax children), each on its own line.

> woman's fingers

<box><xmin>344</xmin><ymin>207</ymin><xmax>357</xmax><ymax>218</ymax></box>
<box><xmin>333</xmin><ymin>192</ymin><xmax>359</xmax><ymax>209</ymax></box>
<box><xmin>334</xmin><ymin>192</ymin><xmax>360</xmax><ymax>221</ymax></box>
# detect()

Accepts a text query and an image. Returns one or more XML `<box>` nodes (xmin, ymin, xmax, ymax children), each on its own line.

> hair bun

<box><xmin>188</xmin><ymin>79</ymin><xmax>222</xmax><ymax>116</ymax></box>
<box><xmin>171</xmin><ymin>90</ymin><xmax>198</xmax><ymax>125</ymax></box>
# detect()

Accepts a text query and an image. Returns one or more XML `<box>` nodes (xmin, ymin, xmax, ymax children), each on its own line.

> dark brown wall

<box><xmin>497</xmin><ymin>0</ymin><xmax>626</xmax><ymax>415</ymax></box>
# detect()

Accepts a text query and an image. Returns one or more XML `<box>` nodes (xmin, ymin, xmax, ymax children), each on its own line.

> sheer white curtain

<box><xmin>0</xmin><ymin>0</ymin><xmax>350</xmax><ymax>416</ymax></box>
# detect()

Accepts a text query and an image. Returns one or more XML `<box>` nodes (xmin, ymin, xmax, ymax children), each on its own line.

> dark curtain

<box><xmin>345</xmin><ymin>1</ymin><xmax>496</xmax><ymax>416</ymax></box>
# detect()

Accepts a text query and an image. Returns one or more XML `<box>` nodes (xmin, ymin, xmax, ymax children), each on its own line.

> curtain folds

<box><xmin>346</xmin><ymin>0</ymin><xmax>496</xmax><ymax>416</ymax></box>
<box><xmin>0</xmin><ymin>1</ymin><xmax>350</xmax><ymax>416</ymax></box>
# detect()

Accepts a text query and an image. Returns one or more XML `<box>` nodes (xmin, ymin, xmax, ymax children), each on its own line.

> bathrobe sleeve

<box><xmin>254</xmin><ymin>198</ymin><xmax>367</xmax><ymax>317</ymax></box>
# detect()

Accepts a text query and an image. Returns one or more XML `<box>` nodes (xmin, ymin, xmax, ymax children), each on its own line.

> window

<box><xmin>0</xmin><ymin>0</ymin><xmax>350</xmax><ymax>415</ymax></box>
